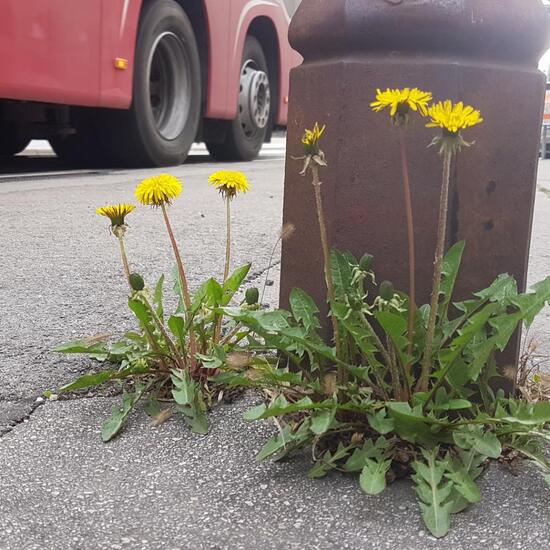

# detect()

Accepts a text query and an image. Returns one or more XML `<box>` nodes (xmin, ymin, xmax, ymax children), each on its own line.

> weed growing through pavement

<box><xmin>213</xmin><ymin>93</ymin><xmax>550</xmax><ymax>538</ymax></box>
<box><xmin>53</xmin><ymin>172</ymin><xmax>260</xmax><ymax>441</ymax></box>
<box><xmin>53</xmin><ymin>88</ymin><xmax>550</xmax><ymax>539</ymax></box>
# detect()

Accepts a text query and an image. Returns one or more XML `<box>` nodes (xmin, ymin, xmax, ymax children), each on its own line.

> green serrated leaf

<box><xmin>445</xmin><ymin>458</ymin><xmax>481</xmax><ymax>505</ymax></box>
<box><xmin>412</xmin><ymin>449</ymin><xmax>453</xmax><ymax>538</ymax></box>
<box><xmin>171</xmin><ymin>369</ymin><xmax>194</xmax><ymax>406</ymax></box>
<box><xmin>204</xmin><ymin>278</ymin><xmax>224</xmax><ymax>306</ymax></box>
<box><xmin>54</xmin><ymin>340</ymin><xmax>109</xmax><ymax>360</ymax></box>
<box><xmin>168</xmin><ymin>315</ymin><xmax>186</xmax><ymax>350</ymax></box>
<box><xmin>244</xmin><ymin>403</ymin><xmax>269</xmax><ymax>421</ymax></box>
<box><xmin>224</xmin><ymin>308</ymin><xmax>291</xmax><ymax>333</ymax></box>
<box><xmin>244</xmin><ymin>395</ymin><xmax>333</xmax><ymax>422</ymax></box>
<box><xmin>128</xmin><ymin>298</ymin><xmax>152</xmax><ymax>327</ymax></box>
<box><xmin>308</xmin><ymin>459</ymin><xmax>333</xmax><ymax>479</ymax></box>
<box><xmin>257</xmin><ymin>427</ymin><xmax>292</xmax><ymax>461</ymax></box>
<box><xmin>256</xmin><ymin>422</ymin><xmax>312</xmax><ymax>461</ymax></box>
<box><xmin>178</xmin><ymin>400</ymin><xmax>209</xmax><ymax>434</ymax></box>
<box><xmin>344</xmin><ymin>437</ymin><xmax>389</xmax><ymax>472</ymax></box>
<box><xmin>101</xmin><ymin>384</ymin><xmax>149</xmax><ymax>442</ymax></box>
<box><xmin>310</xmin><ymin>407</ymin><xmax>336</xmax><ymax>435</ymax></box>
<box><xmin>144</xmin><ymin>397</ymin><xmax>162</xmax><ymax>417</ymax></box>
<box><xmin>474</xmin><ymin>274</ymin><xmax>518</xmax><ymax>303</ymax></box>
<box><xmin>437</xmin><ymin>302</ymin><xmax>500</xmax><ymax>383</ymax></box>
<box><xmin>153</xmin><ymin>274</ymin><xmax>165</xmax><ymax>321</ymax></box>
<box><xmin>332</xmin><ymin>306</ymin><xmax>379</xmax><ymax>362</ymax></box>
<box><xmin>59</xmin><ymin>363</ymin><xmax>149</xmax><ymax>393</ymax></box>
<box><xmin>501</xmin><ymin>401</ymin><xmax>550</xmax><ymax>426</ymax></box>
<box><xmin>453</xmin><ymin>426</ymin><xmax>501</xmax><ymax>459</ymax></box>
<box><xmin>222</xmin><ymin>264</ymin><xmax>251</xmax><ymax>305</ymax></box>
<box><xmin>374</xmin><ymin>310</ymin><xmax>409</xmax><ymax>365</ymax></box>
<box><xmin>439</xmin><ymin>241</ymin><xmax>465</xmax><ymax>321</ymax></box>
<box><xmin>290</xmin><ymin>288</ymin><xmax>321</xmax><ymax>332</ymax></box>
<box><xmin>359</xmin><ymin>458</ymin><xmax>391</xmax><ymax>496</ymax></box>
<box><xmin>367</xmin><ymin>408</ymin><xmax>394</xmax><ymax>435</ymax></box>
<box><xmin>330</xmin><ymin>249</ymin><xmax>355</xmax><ymax>301</ymax></box>
<box><xmin>387</xmin><ymin>402</ymin><xmax>448</xmax><ymax>446</ymax></box>
<box><xmin>171</xmin><ymin>369</ymin><xmax>209</xmax><ymax>434</ymax></box>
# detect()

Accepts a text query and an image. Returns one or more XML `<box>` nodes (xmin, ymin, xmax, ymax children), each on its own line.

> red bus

<box><xmin>0</xmin><ymin>0</ymin><xmax>300</xmax><ymax>166</ymax></box>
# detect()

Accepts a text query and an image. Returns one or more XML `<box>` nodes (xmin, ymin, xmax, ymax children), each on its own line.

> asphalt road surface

<box><xmin>0</xmin><ymin>145</ymin><xmax>549</xmax><ymax>549</ymax></box>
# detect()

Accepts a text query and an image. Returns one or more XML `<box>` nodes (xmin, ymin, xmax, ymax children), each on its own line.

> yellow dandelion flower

<box><xmin>96</xmin><ymin>204</ymin><xmax>135</xmax><ymax>227</ymax></box>
<box><xmin>302</xmin><ymin>122</ymin><xmax>326</xmax><ymax>154</ymax></box>
<box><xmin>426</xmin><ymin>100</ymin><xmax>483</xmax><ymax>134</ymax></box>
<box><xmin>208</xmin><ymin>170</ymin><xmax>250</xmax><ymax>199</ymax></box>
<box><xmin>135</xmin><ymin>173</ymin><xmax>182</xmax><ymax>206</ymax></box>
<box><xmin>371</xmin><ymin>88</ymin><xmax>433</xmax><ymax>121</ymax></box>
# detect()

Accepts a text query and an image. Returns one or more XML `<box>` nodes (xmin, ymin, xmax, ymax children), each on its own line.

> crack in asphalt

<box><xmin>0</xmin><ymin>391</ymin><xmax>121</xmax><ymax>439</ymax></box>
<box><xmin>0</xmin><ymin>398</ymin><xmax>47</xmax><ymax>438</ymax></box>
<box><xmin>0</xmin><ymin>259</ymin><xmax>280</xmax><ymax>440</ymax></box>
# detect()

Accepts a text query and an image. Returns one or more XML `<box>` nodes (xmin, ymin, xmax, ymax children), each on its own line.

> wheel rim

<box><xmin>147</xmin><ymin>32</ymin><xmax>191</xmax><ymax>141</ymax></box>
<box><xmin>238</xmin><ymin>60</ymin><xmax>271</xmax><ymax>139</ymax></box>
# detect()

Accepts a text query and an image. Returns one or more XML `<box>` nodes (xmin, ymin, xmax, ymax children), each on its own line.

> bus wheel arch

<box><xmin>206</xmin><ymin>18</ymin><xmax>280</xmax><ymax>162</ymax></box>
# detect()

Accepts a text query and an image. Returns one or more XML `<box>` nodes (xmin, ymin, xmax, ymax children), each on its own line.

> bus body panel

<box><xmin>98</xmin><ymin>0</ymin><xmax>143</xmax><ymax>109</ymax></box>
<box><xmin>0</xmin><ymin>0</ymin><xmax>296</xmax><ymax>123</ymax></box>
<box><xmin>205</xmin><ymin>0</ymin><xmax>295</xmax><ymax>124</ymax></box>
<box><xmin>0</xmin><ymin>0</ymin><xmax>102</xmax><ymax>106</ymax></box>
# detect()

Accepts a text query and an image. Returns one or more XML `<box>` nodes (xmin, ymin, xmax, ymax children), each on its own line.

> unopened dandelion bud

<box><xmin>359</xmin><ymin>253</ymin><xmax>374</xmax><ymax>272</ymax></box>
<box><xmin>129</xmin><ymin>273</ymin><xmax>145</xmax><ymax>292</ymax></box>
<box><xmin>245</xmin><ymin>287</ymin><xmax>260</xmax><ymax>305</ymax></box>
<box><xmin>379</xmin><ymin>280</ymin><xmax>395</xmax><ymax>301</ymax></box>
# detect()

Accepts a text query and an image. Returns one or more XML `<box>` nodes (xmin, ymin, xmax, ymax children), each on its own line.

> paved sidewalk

<box><xmin>0</xmin><ymin>395</ymin><xmax>549</xmax><ymax>550</ymax></box>
<box><xmin>1</xmin><ymin>158</ymin><xmax>550</xmax><ymax>549</ymax></box>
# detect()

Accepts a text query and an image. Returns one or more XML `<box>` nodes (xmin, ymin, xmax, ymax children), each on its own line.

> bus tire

<box><xmin>96</xmin><ymin>0</ymin><xmax>201</xmax><ymax>167</ymax></box>
<box><xmin>206</xmin><ymin>36</ymin><xmax>271</xmax><ymax>162</ymax></box>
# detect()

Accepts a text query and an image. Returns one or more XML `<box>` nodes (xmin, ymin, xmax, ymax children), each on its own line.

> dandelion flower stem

<box><xmin>398</xmin><ymin>126</ymin><xmax>416</xmax><ymax>386</ymax></box>
<box><xmin>116</xmin><ymin>233</ymin><xmax>131</xmax><ymax>284</ymax></box>
<box><xmin>160</xmin><ymin>203</ymin><xmax>197</xmax><ymax>370</ymax></box>
<box><xmin>115</xmin><ymin>233</ymin><xmax>168</xmax><ymax>369</ymax></box>
<box><xmin>224</xmin><ymin>197</ymin><xmax>231</xmax><ymax>282</ymax></box>
<box><xmin>214</xmin><ymin>197</ymin><xmax>232</xmax><ymax>344</ymax></box>
<box><xmin>310</xmin><ymin>164</ymin><xmax>343</xmax><ymax>383</ymax></box>
<box><xmin>161</xmin><ymin>204</ymin><xmax>191</xmax><ymax>308</ymax></box>
<box><xmin>418</xmin><ymin>149</ymin><xmax>453</xmax><ymax>393</ymax></box>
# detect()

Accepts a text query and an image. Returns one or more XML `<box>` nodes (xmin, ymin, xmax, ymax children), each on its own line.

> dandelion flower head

<box><xmin>96</xmin><ymin>204</ymin><xmax>135</xmax><ymax>227</ymax></box>
<box><xmin>302</xmin><ymin>122</ymin><xmax>326</xmax><ymax>154</ymax></box>
<box><xmin>371</xmin><ymin>88</ymin><xmax>433</xmax><ymax>121</ymax></box>
<box><xmin>426</xmin><ymin>100</ymin><xmax>483</xmax><ymax>134</ymax></box>
<box><xmin>135</xmin><ymin>174</ymin><xmax>182</xmax><ymax>206</ymax></box>
<box><xmin>208</xmin><ymin>170</ymin><xmax>250</xmax><ymax>199</ymax></box>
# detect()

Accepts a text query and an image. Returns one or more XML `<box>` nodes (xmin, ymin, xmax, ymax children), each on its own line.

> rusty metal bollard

<box><xmin>280</xmin><ymin>0</ymin><xmax>550</xmax><ymax>385</ymax></box>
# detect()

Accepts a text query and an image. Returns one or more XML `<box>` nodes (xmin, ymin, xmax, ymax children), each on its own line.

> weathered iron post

<box><xmin>280</xmin><ymin>0</ymin><xmax>549</xmax><ymax>384</ymax></box>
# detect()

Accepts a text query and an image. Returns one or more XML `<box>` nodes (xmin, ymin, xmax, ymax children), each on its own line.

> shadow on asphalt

<box><xmin>0</xmin><ymin>152</ymin><xmax>218</xmax><ymax>176</ymax></box>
